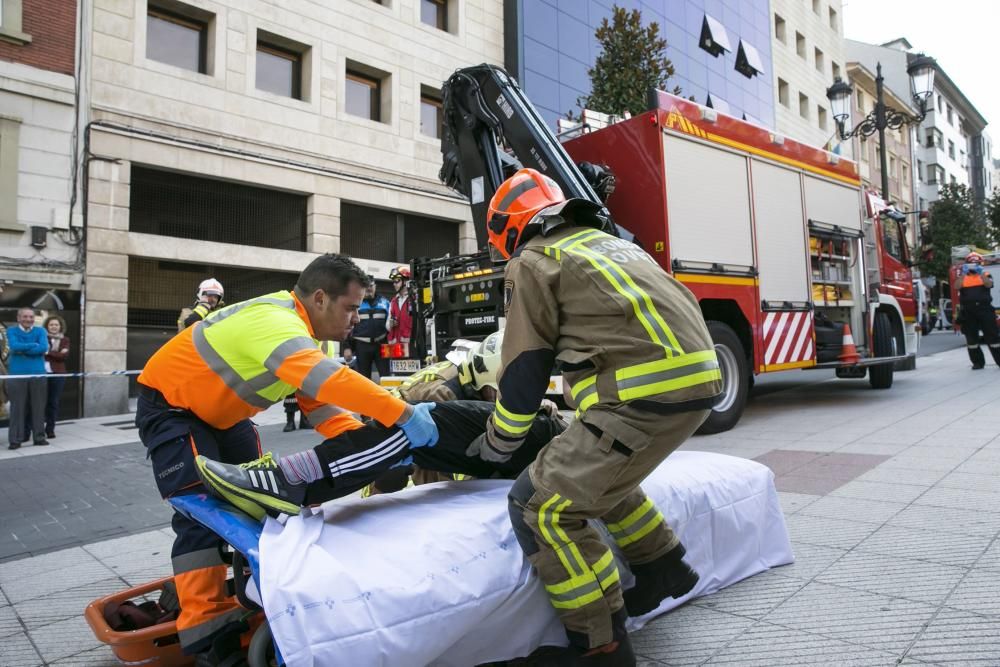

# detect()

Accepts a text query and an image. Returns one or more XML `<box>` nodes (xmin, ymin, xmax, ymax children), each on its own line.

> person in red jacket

<box><xmin>42</xmin><ymin>315</ymin><xmax>71</xmax><ymax>439</ymax></box>
<box><xmin>387</xmin><ymin>266</ymin><xmax>414</xmax><ymax>351</ymax></box>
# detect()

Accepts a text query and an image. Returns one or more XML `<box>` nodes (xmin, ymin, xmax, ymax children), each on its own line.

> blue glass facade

<box><xmin>510</xmin><ymin>0</ymin><xmax>775</xmax><ymax>131</ymax></box>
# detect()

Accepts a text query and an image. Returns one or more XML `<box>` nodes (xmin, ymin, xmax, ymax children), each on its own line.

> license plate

<box><xmin>390</xmin><ymin>359</ymin><xmax>422</xmax><ymax>374</ymax></box>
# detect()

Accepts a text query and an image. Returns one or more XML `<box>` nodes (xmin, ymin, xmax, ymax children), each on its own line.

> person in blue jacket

<box><xmin>6</xmin><ymin>308</ymin><xmax>49</xmax><ymax>449</ymax></box>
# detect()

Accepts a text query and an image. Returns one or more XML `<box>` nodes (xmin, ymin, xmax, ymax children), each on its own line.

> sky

<box><xmin>842</xmin><ymin>0</ymin><xmax>1000</xmax><ymax>133</ymax></box>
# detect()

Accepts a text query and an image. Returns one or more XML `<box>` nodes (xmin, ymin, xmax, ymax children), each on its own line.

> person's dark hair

<box><xmin>43</xmin><ymin>314</ymin><xmax>66</xmax><ymax>333</ymax></box>
<box><xmin>294</xmin><ymin>254</ymin><xmax>368</xmax><ymax>299</ymax></box>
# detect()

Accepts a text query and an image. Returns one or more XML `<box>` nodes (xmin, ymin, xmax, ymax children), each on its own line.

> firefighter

<box><xmin>346</xmin><ymin>276</ymin><xmax>391</xmax><ymax>380</ymax></box>
<box><xmin>956</xmin><ymin>251</ymin><xmax>1000</xmax><ymax>369</ymax></box>
<box><xmin>178</xmin><ymin>278</ymin><xmax>225</xmax><ymax>331</ymax></box>
<box><xmin>466</xmin><ymin>168</ymin><xmax>722</xmax><ymax>664</ymax></box>
<box><xmin>135</xmin><ymin>254</ymin><xmax>439</xmax><ymax>664</ymax></box>
<box><xmin>387</xmin><ymin>266</ymin><xmax>414</xmax><ymax>350</ymax></box>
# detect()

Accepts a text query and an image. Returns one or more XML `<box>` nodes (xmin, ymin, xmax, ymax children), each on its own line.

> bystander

<box><xmin>6</xmin><ymin>308</ymin><xmax>48</xmax><ymax>449</ymax></box>
<box><xmin>42</xmin><ymin>315</ymin><xmax>70</xmax><ymax>438</ymax></box>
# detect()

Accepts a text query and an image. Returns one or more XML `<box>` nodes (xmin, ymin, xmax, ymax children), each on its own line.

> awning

<box><xmin>736</xmin><ymin>39</ymin><xmax>764</xmax><ymax>78</ymax></box>
<box><xmin>700</xmin><ymin>14</ymin><xmax>732</xmax><ymax>57</ymax></box>
<box><xmin>706</xmin><ymin>93</ymin><xmax>731</xmax><ymax>115</ymax></box>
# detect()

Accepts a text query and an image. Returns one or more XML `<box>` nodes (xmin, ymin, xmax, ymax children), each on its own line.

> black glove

<box><xmin>465</xmin><ymin>432</ymin><xmax>512</xmax><ymax>464</ymax></box>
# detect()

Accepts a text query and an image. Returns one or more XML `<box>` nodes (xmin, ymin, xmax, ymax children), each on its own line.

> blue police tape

<box><xmin>0</xmin><ymin>370</ymin><xmax>141</xmax><ymax>380</ymax></box>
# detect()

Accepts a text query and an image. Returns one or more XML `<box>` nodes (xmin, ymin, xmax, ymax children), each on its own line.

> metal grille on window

<box><xmin>129</xmin><ymin>166</ymin><xmax>307</xmax><ymax>251</ymax></box>
<box><xmin>404</xmin><ymin>214</ymin><xmax>458</xmax><ymax>260</ymax></box>
<box><xmin>340</xmin><ymin>203</ymin><xmax>398</xmax><ymax>261</ymax></box>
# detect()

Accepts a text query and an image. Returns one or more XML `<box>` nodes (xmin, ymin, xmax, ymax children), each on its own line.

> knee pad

<box><xmin>508</xmin><ymin>471</ymin><xmax>540</xmax><ymax>556</ymax></box>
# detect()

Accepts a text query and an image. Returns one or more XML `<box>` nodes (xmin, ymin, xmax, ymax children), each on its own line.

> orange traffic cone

<box><xmin>838</xmin><ymin>324</ymin><xmax>861</xmax><ymax>364</ymax></box>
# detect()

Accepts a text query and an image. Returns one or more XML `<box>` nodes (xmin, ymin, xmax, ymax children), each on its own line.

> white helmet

<box><xmin>467</xmin><ymin>330</ymin><xmax>504</xmax><ymax>390</ymax></box>
<box><xmin>197</xmin><ymin>278</ymin><xmax>224</xmax><ymax>301</ymax></box>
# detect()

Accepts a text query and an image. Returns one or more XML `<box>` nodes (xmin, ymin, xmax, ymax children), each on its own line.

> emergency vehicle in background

<box><xmin>405</xmin><ymin>64</ymin><xmax>916</xmax><ymax>434</ymax></box>
<box><xmin>948</xmin><ymin>245</ymin><xmax>1000</xmax><ymax>325</ymax></box>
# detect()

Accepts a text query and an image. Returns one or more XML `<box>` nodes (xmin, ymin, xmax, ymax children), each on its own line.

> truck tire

<box><xmin>697</xmin><ymin>321</ymin><xmax>749</xmax><ymax>435</ymax></box>
<box><xmin>869</xmin><ymin>313</ymin><xmax>894</xmax><ymax>389</ymax></box>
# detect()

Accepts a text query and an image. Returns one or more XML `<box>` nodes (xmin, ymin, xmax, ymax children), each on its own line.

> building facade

<box><xmin>509</xmin><ymin>0</ymin><xmax>774</xmax><ymax>130</ymax></box>
<box><xmin>769</xmin><ymin>0</ymin><xmax>845</xmax><ymax>147</ymax></box>
<box><xmin>0</xmin><ymin>0</ymin><xmax>84</xmax><ymax>416</ymax></box>
<box><xmin>82</xmin><ymin>0</ymin><xmax>502</xmax><ymax>416</ymax></box>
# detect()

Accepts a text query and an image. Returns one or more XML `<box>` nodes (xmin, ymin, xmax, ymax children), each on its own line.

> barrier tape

<box><xmin>0</xmin><ymin>370</ymin><xmax>141</xmax><ymax>380</ymax></box>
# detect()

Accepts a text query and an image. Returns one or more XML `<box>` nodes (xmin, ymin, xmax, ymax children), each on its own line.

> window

<box><xmin>926</xmin><ymin>128</ymin><xmax>942</xmax><ymax>149</ymax></box>
<box><xmin>796</xmin><ymin>32</ymin><xmax>806</xmax><ymax>59</ymax></box>
<box><xmin>700</xmin><ymin>14</ymin><xmax>732</xmax><ymax>57</ymax></box>
<box><xmin>948</xmin><ymin>140</ymin><xmax>955</xmax><ymax>160</ymax></box>
<box><xmin>832</xmin><ymin>62</ymin><xmax>840</xmax><ymax>80</ymax></box>
<box><xmin>778</xmin><ymin>78</ymin><xmax>789</xmax><ymax>107</ymax></box>
<box><xmin>917</xmin><ymin>159</ymin><xmax>924</xmax><ymax>182</ymax></box>
<box><xmin>799</xmin><ymin>92</ymin><xmax>809</xmax><ymax>119</ymax></box>
<box><xmin>0</xmin><ymin>0</ymin><xmax>31</xmax><ymax>43</ymax></box>
<box><xmin>950</xmin><ymin>174</ymin><xmax>957</xmax><ymax>185</ymax></box>
<box><xmin>817</xmin><ymin>105</ymin><xmax>827</xmax><ymax>130</ymax></box>
<box><xmin>147</xmin><ymin>5</ymin><xmax>209</xmax><ymax>73</ymax></box>
<box><xmin>735</xmin><ymin>40</ymin><xmax>763</xmax><ymax>78</ymax></box>
<box><xmin>812</xmin><ymin>0</ymin><xmax>821</xmax><ymax>15</ymax></box>
<box><xmin>256</xmin><ymin>37</ymin><xmax>303</xmax><ymax>99</ymax></box>
<box><xmin>774</xmin><ymin>14</ymin><xmax>786</xmax><ymax>43</ymax></box>
<box><xmin>946</xmin><ymin>104</ymin><xmax>954</xmax><ymax>125</ymax></box>
<box><xmin>881</xmin><ymin>216</ymin><xmax>904</xmax><ymax>261</ymax></box>
<box><xmin>420</xmin><ymin>87</ymin><xmax>443</xmax><ymax>138</ymax></box>
<box><xmin>926</xmin><ymin>164</ymin><xmax>943</xmax><ymax>184</ymax></box>
<box><xmin>828</xmin><ymin>7</ymin><xmax>838</xmax><ymax>31</ymax></box>
<box><xmin>345</xmin><ymin>70</ymin><xmax>382</xmax><ymax>121</ymax></box>
<box><xmin>340</xmin><ymin>203</ymin><xmax>458</xmax><ymax>262</ymax></box>
<box><xmin>857</xmin><ymin>90</ymin><xmax>865</xmax><ymax>113</ymax></box>
<box><xmin>421</xmin><ymin>0</ymin><xmax>447</xmax><ymax>31</ymax></box>
<box><xmin>889</xmin><ymin>155</ymin><xmax>896</xmax><ymax>179</ymax></box>
<box><xmin>859</xmin><ymin>134</ymin><xmax>868</xmax><ymax>162</ymax></box>
<box><xmin>902</xmin><ymin>163</ymin><xmax>909</xmax><ymax>187</ymax></box>
<box><xmin>0</xmin><ymin>115</ymin><xmax>21</xmax><ymax>230</ymax></box>
<box><xmin>814</xmin><ymin>47</ymin><xmax>824</xmax><ymax>73</ymax></box>
<box><xmin>937</xmin><ymin>95</ymin><xmax>944</xmax><ymax>113</ymax></box>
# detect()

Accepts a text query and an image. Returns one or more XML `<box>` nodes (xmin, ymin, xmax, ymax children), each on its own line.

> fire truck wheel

<box><xmin>869</xmin><ymin>313</ymin><xmax>895</xmax><ymax>390</ymax></box>
<box><xmin>697</xmin><ymin>321</ymin><xmax>749</xmax><ymax>435</ymax></box>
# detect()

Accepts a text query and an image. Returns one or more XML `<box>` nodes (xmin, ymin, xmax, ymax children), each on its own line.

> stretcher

<box><xmin>90</xmin><ymin>451</ymin><xmax>793</xmax><ymax>666</ymax></box>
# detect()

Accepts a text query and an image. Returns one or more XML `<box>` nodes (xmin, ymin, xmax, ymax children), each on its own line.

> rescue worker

<box><xmin>466</xmin><ymin>168</ymin><xmax>722</xmax><ymax>665</ymax></box>
<box><xmin>135</xmin><ymin>254</ymin><xmax>439</xmax><ymax>664</ymax></box>
<box><xmin>387</xmin><ymin>266</ymin><xmax>414</xmax><ymax>351</ymax></box>
<box><xmin>193</xmin><ymin>400</ymin><xmax>567</xmax><ymax>519</ymax></box>
<box><xmin>346</xmin><ymin>276</ymin><xmax>390</xmax><ymax>380</ymax></box>
<box><xmin>178</xmin><ymin>278</ymin><xmax>225</xmax><ymax>331</ymax></box>
<box><xmin>956</xmin><ymin>251</ymin><xmax>1000</xmax><ymax>369</ymax></box>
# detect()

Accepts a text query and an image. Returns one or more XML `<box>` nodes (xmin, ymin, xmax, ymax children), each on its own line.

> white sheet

<box><xmin>258</xmin><ymin>451</ymin><xmax>793</xmax><ymax>667</ymax></box>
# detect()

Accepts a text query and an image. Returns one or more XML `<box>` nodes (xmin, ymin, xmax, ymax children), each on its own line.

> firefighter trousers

<box><xmin>135</xmin><ymin>392</ymin><xmax>261</xmax><ymax>655</ymax></box>
<box><xmin>960</xmin><ymin>303</ymin><xmax>1000</xmax><ymax>367</ymax></box>
<box><xmin>508</xmin><ymin>404</ymin><xmax>709</xmax><ymax>650</ymax></box>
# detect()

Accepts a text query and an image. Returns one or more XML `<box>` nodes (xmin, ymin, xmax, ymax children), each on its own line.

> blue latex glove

<box><xmin>399</xmin><ymin>402</ymin><xmax>438</xmax><ymax>447</ymax></box>
<box><xmin>390</xmin><ymin>455</ymin><xmax>414</xmax><ymax>469</ymax></box>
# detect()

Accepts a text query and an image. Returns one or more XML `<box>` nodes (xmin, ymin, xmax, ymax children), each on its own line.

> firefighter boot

<box><xmin>195</xmin><ymin>453</ymin><xmax>306</xmax><ymax>520</ymax></box>
<box><xmin>282</xmin><ymin>416</ymin><xmax>296</xmax><ymax>433</ymax></box>
<box><xmin>557</xmin><ymin>608</ymin><xmax>636</xmax><ymax>667</ymax></box>
<box><xmin>968</xmin><ymin>345</ymin><xmax>986</xmax><ymax>369</ymax></box>
<box><xmin>623</xmin><ymin>543</ymin><xmax>699</xmax><ymax>617</ymax></box>
<box><xmin>989</xmin><ymin>343</ymin><xmax>1000</xmax><ymax>367</ymax></box>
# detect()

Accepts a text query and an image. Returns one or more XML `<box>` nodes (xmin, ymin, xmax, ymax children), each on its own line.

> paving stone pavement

<box><xmin>0</xmin><ymin>347</ymin><xmax>998</xmax><ymax>665</ymax></box>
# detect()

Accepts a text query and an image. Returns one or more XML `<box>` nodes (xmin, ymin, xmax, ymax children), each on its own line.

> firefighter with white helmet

<box><xmin>957</xmin><ymin>251</ymin><xmax>1000</xmax><ymax>369</ymax></box>
<box><xmin>465</xmin><ymin>167</ymin><xmax>722</xmax><ymax>664</ymax></box>
<box><xmin>177</xmin><ymin>278</ymin><xmax>225</xmax><ymax>331</ymax></box>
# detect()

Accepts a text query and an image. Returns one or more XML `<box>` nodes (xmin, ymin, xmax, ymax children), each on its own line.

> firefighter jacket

<box><xmin>139</xmin><ymin>291</ymin><xmax>407</xmax><ymax>439</ymax></box>
<box><xmin>388</xmin><ymin>292</ymin><xmax>414</xmax><ymax>345</ymax></box>
<box><xmin>959</xmin><ymin>268</ymin><xmax>993</xmax><ymax>305</ymax></box>
<box><xmin>486</xmin><ymin>225</ymin><xmax>722</xmax><ymax>454</ymax></box>
<box><xmin>353</xmin><ymin>295</ymin><xmax>390</xmax><ymax>343</ymax></box>
<box><xmin>391</xmin><ymin>360</ymin><xmax>478</xmax><ymax>402</ymax></box>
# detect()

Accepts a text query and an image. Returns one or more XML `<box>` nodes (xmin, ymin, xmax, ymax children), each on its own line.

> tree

<box><xmin>922</xmin><ymin>184</ymin><xmax>990</xmax><ymax>280</ymax></box>
<box><xmin>575</xmin><ymin>5</ymin><xmax>681</xmax><ymax>118</ymax></box>
<box><xmin>986</xmin><ymin>185</ymin><xmax>1000</xmax><ymax>247</ymax></box>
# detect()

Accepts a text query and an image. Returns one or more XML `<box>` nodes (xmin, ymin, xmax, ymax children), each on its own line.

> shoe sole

<box><xmin>194</xmin><ymin>457</ymin><xmax>301</xmax><ymax>521</ymax></box>
<box><xmin>624</xmin><ymin>569</ymin><xmax>699</xmax><ymax>617</ymax></box>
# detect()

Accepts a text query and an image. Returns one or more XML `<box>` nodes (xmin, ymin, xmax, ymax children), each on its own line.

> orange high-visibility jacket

<box><xmin>139</xmin><ymin>291</ymin><xmax>406</xmax><ymax>438</ymax></box>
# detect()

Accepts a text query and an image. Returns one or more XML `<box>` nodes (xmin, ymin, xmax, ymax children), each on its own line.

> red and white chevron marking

<box><xmin>762</xmin><ymin>311</ymin><xmax>815</xmax><ymax>367</ymax></box>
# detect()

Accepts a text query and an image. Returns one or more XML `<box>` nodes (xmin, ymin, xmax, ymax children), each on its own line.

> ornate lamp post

<box><xmin>826</xmin><ymin>55</ymin><xmax>936</xmax><ymax>201</ymax></box>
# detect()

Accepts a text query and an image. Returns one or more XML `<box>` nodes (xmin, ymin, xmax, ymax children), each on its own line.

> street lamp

<box><xmin>826</xmin><ymin>55</ymin><xmax>937</xmax><ymax>201</ymax></box>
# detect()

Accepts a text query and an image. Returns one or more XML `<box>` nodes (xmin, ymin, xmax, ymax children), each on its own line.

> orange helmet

<box><xmin>966</xmin><ymin>252</ymin><xmax>984</xmax><ymax>264</ymax></box>
<box><xmin>389</xmin><ymin>266</ymin><xmax>411</xmax><ymax>281</ymax></box>
<box><xmin>487</xmin><ymin>169</ymin><xmax>566</xmax><ymax>259</ymax></box>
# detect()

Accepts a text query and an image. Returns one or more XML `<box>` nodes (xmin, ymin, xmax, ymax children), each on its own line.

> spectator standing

<box><xmin>0</xmin><ymin>324</ymin><xmax>8</xmax><ymax>422</ymax></box>
<box><xmin>42</xmin><ymin>315</ymin><xmax>71</xmax><ymax>438</ymax></box>
<box><xmin>6</xmin><ymin>308</ymin><xmax>49</xmax><ymax>449</ymax></box>
<box><xmin>387</xmin><ymin>267</ymin><xmax>414</xmax><ymax>352</ymax></box>
<box><xmin>346</xmin><ymin>277</ymin><xmax>390</xmax><ymax>380</ymax></box>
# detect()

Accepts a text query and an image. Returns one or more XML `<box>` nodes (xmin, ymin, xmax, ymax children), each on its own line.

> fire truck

<box><xmin>410</xmin><ymin>64</ymin><xmax>916</xmax><ymax>433</ymax></box>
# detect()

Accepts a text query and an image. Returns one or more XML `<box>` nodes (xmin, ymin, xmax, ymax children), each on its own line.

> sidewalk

<box><xmin>0</xmin><ymin>347</ymin><xmax>998</xmax><ymax>665</ymax></box>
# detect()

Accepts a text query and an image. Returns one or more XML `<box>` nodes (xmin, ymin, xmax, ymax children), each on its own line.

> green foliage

<box><xmin>574</xmin><ymin>5</ymin><xmax>681</xmax><ymax>118</ymax></box>
<box><xmin>923</xmin><ymin>184</ymin><xmax>990</xmax><ymax>280</ymax></box>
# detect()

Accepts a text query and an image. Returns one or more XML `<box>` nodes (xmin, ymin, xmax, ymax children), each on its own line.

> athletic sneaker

<box><xmin>195</xmin><ymin>453</ymin><xmax>306</xmax><ymax>521</ymax></box>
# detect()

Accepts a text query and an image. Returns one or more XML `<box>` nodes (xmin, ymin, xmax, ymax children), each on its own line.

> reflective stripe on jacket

<box><xmin>139</xmin><ymin>290</ymin><xmax>406</xmax><ymax>434</ymax></box>
<box><xmin>488</xmin><ymin>226</ymin><xmax>721</xmax><ymax>450</ymax></box>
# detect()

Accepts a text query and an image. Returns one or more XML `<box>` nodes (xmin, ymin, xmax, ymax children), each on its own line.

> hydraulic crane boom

<box><xmin>438</xmin><ymin>64</ymin><xmax>615</xmax><ymax>247</ymax></box>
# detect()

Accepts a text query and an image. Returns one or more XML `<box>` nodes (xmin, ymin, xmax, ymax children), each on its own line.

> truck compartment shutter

<box><xmin>802</xmin><ymin>175</ymin><xmax>862</xmax><ymax>232</ymax></box>
<box><xmin>662</xmin><ymin>134</ymin><xmax>754</xmax><ymax>269</ymax></box>
<box><xmin>751</xmin><ymin>159</ymin><xmax>809</xmax><ymax>305</ymax></box>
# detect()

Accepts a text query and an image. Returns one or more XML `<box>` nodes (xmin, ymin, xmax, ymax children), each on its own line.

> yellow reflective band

<box><xmin>543</xmin><ymin>247</ymin><xmax>562</xmax><ymax>261</ymax></box>
<box><xmin>544</xmin><ymin>570</ymin><xmax>597</xmax><ymax>595</ymax></box>
<box><xmin>614</xmin><ymin>509</ymin><xmax>665</xmax><ymax>547</ymax></box>
<box><xmin>538</xmin><ymin>495</ymin><xmax>581</xmax><ymax>577</ymax></box>
<box><xmin>606</xmin><ymin>497</ymin><xmax>655</xmax><ymax>535</ymax></box>
<box><xmin>553</xmin><ymin>228</ymin><xmax>606</xmax><ymax>250</ymax></box>
<box><xmin>569</xmin><ymin>375</ymin><xmax>596</xmax><ymax>400</ymax></box>
<box><xmin>619</xmin><ymin>370</ymin><xmax>722</xmax><ymax>401</ymax></box>
<box><xmin>592</xmin><ymin>549</ymin><xmax>621</xmax><ymax>592</ymax></box>
<box><xmin>494</xmin><ymin>401</ymin><xmax>535</xmax><ymax>435</ymax></box>
<box><xmin>549</xmin><ymin>588</ymin><xmax>606</xmax><ymax>610</ymax></box>
<box><xmin>615</xmin><ymin>350</ymin><xmax>721</xmax><ymax>400</ymax></box>
<box><xmin>549</xmin><ymin>496</ymin><xmax>591</xmax><ymax>576</ymax></box>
